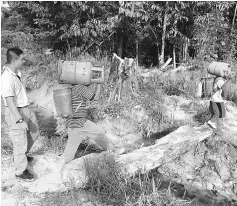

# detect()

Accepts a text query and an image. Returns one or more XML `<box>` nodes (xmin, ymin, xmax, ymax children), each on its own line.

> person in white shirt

<box><xmin>207</xmin><ymin>76</ymin><xmax>227</xmax><ymax>129</ymax></box>
<box><xmin>1</xmin><ymin>48</ymin><xmax>39</xmax><ymax>182</ymax></box>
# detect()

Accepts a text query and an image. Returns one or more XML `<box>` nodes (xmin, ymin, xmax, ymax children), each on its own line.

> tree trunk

<box><xmin>114</xmin><ymin>33</ymin><xmax>118</xmax><ymax>54</ymax></box>
<box><xmin>173</xmin><ymin>45</ymin><xmax>176</xmax><ymax>70</ymax></box>
<box><xmin>185</xmin><ymin>38</ymin><xmax>189</xmax><ymax>62</ymax></box>
<box><xmin>160</xmin><ymin>3</ymin><xmax>168</xmax><ymax>65</ymax></box>
<box><xmin>157</xmin><ymin>44</ymin><xmax>160</xmax><ymax>66</ymax></box>
<box><xmin>118</xmin><ymin>34</ymin><xmax>123</xmax><ymax>57</ymax></box>
<box><xmin>136</xmin><ymin>41</ymin><xmax>139</xmax><ymax>66</ymax></box>
<box><xmin>183</xmin><ymin>42</ymin><xmax>186</xmax><ymax>62</ymax></box>
<box><xmin>112</xmin><ymin>33</ymin><xmax>115</xmax><ymax>54</ymax></box>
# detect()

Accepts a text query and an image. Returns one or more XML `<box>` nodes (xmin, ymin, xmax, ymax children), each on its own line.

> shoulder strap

<box><xmin>211</xmin><ymin>76</ymin><xmax>219</xmax><ymax>95</ymax></box>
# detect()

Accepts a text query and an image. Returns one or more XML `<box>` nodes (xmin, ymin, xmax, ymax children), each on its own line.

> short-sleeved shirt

<box><xmin>211</xmin><ymin>77</ymin><xmax>225</xmax><ymax>102</ymax></box>
<box><xmin>65</xmin><ymin>84</ymin><xmax>94</xmax><ymax>128</ymax></box>
<box><xmin>1</xmin><ymin>66</ymin><xmax>29</xmax><ymax>107</ymax></box>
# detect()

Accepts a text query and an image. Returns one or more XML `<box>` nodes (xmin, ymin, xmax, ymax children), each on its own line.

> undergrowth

<box><xmin>83</xmin><ymin>153</ymin><xmax>192</xmax><ymax>206</ymax></box>
<box><xmin>1</xmin><ymin>119</ymin><xmax>13</xmax><ymax>156</ymax></box>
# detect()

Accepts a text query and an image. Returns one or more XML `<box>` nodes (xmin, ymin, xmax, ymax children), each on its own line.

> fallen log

<box><xmin>160</xmin><ymin>57</ymin><xmax>172</xmax><ymax>71</ymax></box>
<box><xmin>62</xmin><ymin>124</ymin><xmax>212</xmax><ymax>186</ymax></box>
<box><xmin>162</xmin><ymin>65</ymin><xmax>197</xmax><ymax>78</ymax></box>
<box><xmin>140</xmin><ymin>58</ymin><xmax>173</xmax><ymax>78</ymax></box>
<box><xmin>140</xmin><ymin>59</ymin><xmax>198</xmax><ymax>81</ymax></box>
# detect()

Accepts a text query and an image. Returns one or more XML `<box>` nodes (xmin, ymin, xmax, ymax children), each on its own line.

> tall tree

<box><xmin>160</xmin><ymin>2</ymin><xmax>168</xmax><ymax>65</ymax></box>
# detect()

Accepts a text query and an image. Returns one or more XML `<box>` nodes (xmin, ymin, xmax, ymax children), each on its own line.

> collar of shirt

<box><xmin>3</xmin><ymin>65</ymin><xmax>21</xmax><ymax>81</ymax></box>
<box><xmin>3</xmin><ymin>65</ymin><xmax>17</xmax><ymax>76</ymax></box>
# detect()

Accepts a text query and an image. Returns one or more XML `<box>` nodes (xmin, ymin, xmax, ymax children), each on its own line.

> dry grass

<box><xmin>40</xmin><ymin>188</ymin><xmax>106</xmax><ymax>206</ymax></box>
<box><xmin>43</xmin><ymin>135</ymin><xmax>67</xmax><ymax>154</ymax></box>
<box><xmin>83</xmin><ymin>153</ymin><xmax>192</xmax><ymax>206</ymax></box>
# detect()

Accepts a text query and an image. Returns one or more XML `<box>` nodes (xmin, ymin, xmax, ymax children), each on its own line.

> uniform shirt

<box><xmin>1</xmin><ymin>66</ymin><xmax>29</xmax><ymax>107</ymax></box>
<box><xmin>65</xmin><ymin>84</ymin><xmax>94</xmax><ymax>128</ymax></box>
<box><xmin>211</xmin><ymin>77</ymin><xmax>225</xmax><ymax>103</ymax></box>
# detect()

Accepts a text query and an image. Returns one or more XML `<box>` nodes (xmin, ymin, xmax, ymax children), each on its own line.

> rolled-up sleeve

<box><xmin>1</xmin><ymin>76</ymin><xmax>15</xmax><ymax>98</ymax></box>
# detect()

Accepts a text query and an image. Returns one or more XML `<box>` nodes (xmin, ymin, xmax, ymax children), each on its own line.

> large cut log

<box><xmin>139</xmin><ymin>58</ymin><xmax>181</xmax><ymax>81</ymax></box>
<box><xmin>117</xmin><ymin>124</ymin><xmax>213</xmax><ymax>174</ymax></box>
<box><xmin>163</xmin><ymin>65</ymin><xmax>197</xmax><ymax>78</ymax></box>
<box><xmin>140</xmin><ymin>64</ymin><xmax>197</xmax><ymax>81</ymax></box>
<box><xmin>61</xmin><ymin>124</ymin><xmax>211</xmax><ymax>185</ymax></box>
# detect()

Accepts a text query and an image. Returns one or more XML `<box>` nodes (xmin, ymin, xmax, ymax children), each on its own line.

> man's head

<box><xmin>6</xmin><ymin>47</ymin><xmax>25</xmax><ymax>70</ymax></box>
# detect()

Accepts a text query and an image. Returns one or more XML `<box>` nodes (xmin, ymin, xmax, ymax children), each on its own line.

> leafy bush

<box><xmin>1</xmin><ymin>30</ymin><xmax>40</xmax><ymax>53</ymax></box>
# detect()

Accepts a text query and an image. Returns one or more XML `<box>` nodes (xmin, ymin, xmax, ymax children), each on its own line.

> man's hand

<box><xmin>62</xmin><ymin>113</ymin><xmax>69</xmax><ymax>118</ymax></box>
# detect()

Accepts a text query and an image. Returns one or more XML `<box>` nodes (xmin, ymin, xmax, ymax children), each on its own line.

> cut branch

<box><xmin>231</xmin><ymin>3</ymin><xmax>237</xmax><ymax>33</ymax></box>
<box><xmin>161</xmin><ymin>57</ymin><xmax>172</xmax><ymax>71</ymax></box>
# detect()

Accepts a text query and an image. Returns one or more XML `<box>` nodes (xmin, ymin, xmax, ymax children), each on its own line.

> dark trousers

<box><xmin>208</xmin><ymin>101</ymin><xmax>226</xmax><ymax>122</ymax></box>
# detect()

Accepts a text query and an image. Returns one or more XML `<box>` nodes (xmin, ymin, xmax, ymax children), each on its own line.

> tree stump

<box><xmin>108</xmin><ymin>53</ymin><xmax>138</xmax><ymax>102</ymax></box>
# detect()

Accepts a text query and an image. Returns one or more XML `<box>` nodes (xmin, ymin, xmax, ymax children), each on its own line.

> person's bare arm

<box><xmin>93</xmin><ymin>84</ymin><xmax>101</xmax><ymax>101</ymax></box>
<box><xmin>5</xmin><ymin>97</ymin><xmax>22</xmax><ymax>120</ymax></box>
<box><xmin>213</xmin><ymin>78</ymin><xmax>225</xmax><ymax>93</ymax></box>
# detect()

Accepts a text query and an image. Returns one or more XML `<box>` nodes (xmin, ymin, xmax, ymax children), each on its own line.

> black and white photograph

<box><xmin>1</xmin><ymin>1</ymin><xmax>237</xmax><ymax>205</ymax></box>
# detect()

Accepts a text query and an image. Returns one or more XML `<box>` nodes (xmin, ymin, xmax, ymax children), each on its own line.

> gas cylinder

<box><xmin>53</xmin><ymin>87</ymin><xmax>73</xmax><ymax>117</ymax></box>
<box><xmin>58</xmin><ymin>60</ymin><xmax>104</xmax><ymax>85</ymax></box>
<box><xmin>222</xmin><ymin>77</ymin><xmax>237</xmax><ymax>104</ymax></box>
<box><xmin>208</xmin><ymin>61</ymin><xmax>231</xmax><ymax>77</ymax></box>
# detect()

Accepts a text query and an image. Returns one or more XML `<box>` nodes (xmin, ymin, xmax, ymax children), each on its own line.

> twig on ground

<box><xmin>83</xmin><ymin>144</ymin><xmax>90</xmax><ymax>156</ymax></box>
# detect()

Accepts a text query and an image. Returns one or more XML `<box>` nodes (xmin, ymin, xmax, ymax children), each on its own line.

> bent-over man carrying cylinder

<box><xmin>62</xmin><ymin>83</ymin><xmax>125</xmax><ymax>166</ymax></box>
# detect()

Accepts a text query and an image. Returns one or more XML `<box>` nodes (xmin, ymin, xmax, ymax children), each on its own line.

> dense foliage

<box><xmin>1</xmin><ymin>1</ymin><xmax>237</xmax><ymax>66</ymax></box>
